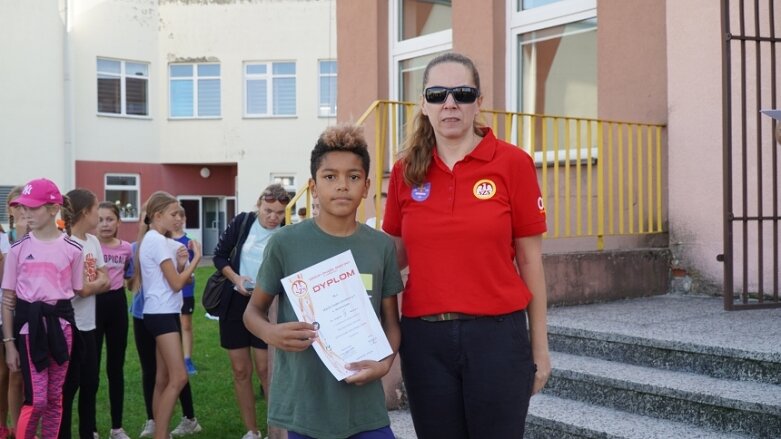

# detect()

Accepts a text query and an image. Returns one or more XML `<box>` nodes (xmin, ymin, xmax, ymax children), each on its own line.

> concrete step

<box><xmin>545</xmin><ymin>352</ymin><xmax>781</xmax><ymax>438</ymax></box>
<box><xmin>527</xmin><ymin>394</ymin><xmax>752</xmax><ymax>439</ymax></box>
<box><xmin>548</xmin><ymin>324</ymin><xmax>781</xmax><ymax>384</ymax></box>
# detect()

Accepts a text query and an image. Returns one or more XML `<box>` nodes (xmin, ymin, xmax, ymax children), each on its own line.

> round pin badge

<box><xmin>411</xmin><ymin>182</ymin><xmax>432</xmax><ymax>202</ymax></box>
<box><xmin>473</xmin><ymin>179</ymin><xmax>497</xmax><ymax>200</ymax></box>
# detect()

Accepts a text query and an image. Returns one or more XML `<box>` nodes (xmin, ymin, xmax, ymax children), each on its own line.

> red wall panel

<box><xmin>75</xmin><ymin>161</ymin><xmax>236</xmax><ymax>242</ymax></box>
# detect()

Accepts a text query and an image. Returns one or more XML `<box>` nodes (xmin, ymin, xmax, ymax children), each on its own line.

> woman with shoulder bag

<box><xmin>213</xmin><ymin>184</ymin><xmax>288</xmax><ymax>439</ymax></box>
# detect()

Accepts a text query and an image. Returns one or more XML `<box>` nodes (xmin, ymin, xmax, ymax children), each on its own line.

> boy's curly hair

<box><xmin>310</xmin><ymin>125</ymin><xmax>370</xmax><ymax>179</ymax></box>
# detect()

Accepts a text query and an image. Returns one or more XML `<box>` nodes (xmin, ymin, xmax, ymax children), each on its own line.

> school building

<box><xmin>2</xmin><ymin>0</ymin><xmax>779</xmax><ymax>305</ymax></box>
<box><xmin>333</xmin><ymin>0</ymin><xmax>781</xmax><ymax>311</ymax></box>
<box><xmin>0</xmin><ymin>0</ymin><xmax>337</xmax><ymax>253</ymax></box>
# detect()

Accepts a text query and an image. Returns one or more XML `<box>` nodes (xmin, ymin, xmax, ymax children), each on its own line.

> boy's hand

<box><xmin>344</xmin><ymin>360</ymin><xmax>391</xmax><ymax>386</ymax></box>
<box><xmin>267</xmin><ymin>322</ymin><xmax>317</xmax><ymax>352</ymax></box>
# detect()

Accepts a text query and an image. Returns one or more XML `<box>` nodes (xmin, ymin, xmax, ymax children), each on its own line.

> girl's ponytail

<box><xmin>64</xmin><ymin>189</ymin><xmax>98</xmax><ymax>237</ymax></box>
<box><xmin>61</xmin><ymin>195</ymin><xmax>74</xmax><ymax>236</ymax></box>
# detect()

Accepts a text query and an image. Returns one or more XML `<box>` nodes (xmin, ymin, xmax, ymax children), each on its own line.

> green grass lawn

<box><xmin>86</xmin><ymin>266</ymin><xmax>268</xmax><ymax>438</ymax></box>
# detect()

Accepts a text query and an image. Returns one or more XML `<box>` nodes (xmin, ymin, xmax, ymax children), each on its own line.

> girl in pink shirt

<box><xmin>95</xmin><ymin>202</ymin><xmax>133</xmax><ymax>438</ymax></box>
<box><xmin>1</xmin><ymin>178</ymin><xmax>83</xmax><ymax>439</ymax></box>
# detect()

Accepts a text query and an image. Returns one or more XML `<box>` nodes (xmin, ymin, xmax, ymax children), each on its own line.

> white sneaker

<box><xmin>139</xmin><ymin>419</ymin><xmax>155</xmax><ymax>438</ymax></box>
<box><xmin>241</xmin><ymin>431</ymin><xmax>260</xmax><ymax>439</ymax></box>
<box><xmin>205</xmin><ymin>312</ymin><xmax>219</xmax><ymax>320</ymax></box>
<box><xmin>109</xmin><ymin>428</ymin><xmax>130</xmax><ymax>439</ymax></box>
<box><xmin>93</xmin><ymin>433</ymin><xmax>100</xmax><ymax>439</ymax></box>
<box><xmin>171</xmin><ymin>417</ymin><xmax>202</xmax><ymax>436</ymax></box>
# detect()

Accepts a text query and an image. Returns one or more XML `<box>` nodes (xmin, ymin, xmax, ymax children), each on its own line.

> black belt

<box><xmin>419</xmin><ymin>312</ymin><xmax>483</xmax><ymax>322</ymax></box>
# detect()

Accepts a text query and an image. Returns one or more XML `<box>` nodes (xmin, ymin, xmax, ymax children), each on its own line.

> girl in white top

<box><xmin>134</xmin><ymin>191</ymin><xmax>201</xmax><ymax>439</ymax></box>
<box><xmin>60</xmin><ymin>188</ymin><xmax>111</xmax><ymax>439</ymax></box>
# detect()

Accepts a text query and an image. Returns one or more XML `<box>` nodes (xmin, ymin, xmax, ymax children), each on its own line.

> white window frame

<box><xmin>169</xmin><ymin>63</ymin><xmax>222</xmax><ymax>119</ymax></box>
<box><xmin>270</xmin><ymin>174</ymin><xmax>296</xmax><ymax>193</ymax></box>
<box><xmin>244</xmin><ymin>61</ymin><xmax>298</xmax><ymax>118</ymax></box>
<box><xmin>389</xmin><ymin>0</ymin><xmax>452</xmax><ymax>103</ymax></box>
<box><xmin>97</xmin><ymin>58</ymin><xmax>150</xmax><ymax>118</ymax></box>
<box><xmin>507</xmin><ymin>0</ymin><xmax>597</xmax><ymax>162</ymax></box>
<box><xmin>507</xmin><ymin>0</ymin><xmax>596</xmax><ymax>118</ymax></box>
<box><xmin>318</xmin><ymin>60</ymin><xmax>338</xmax><ymax>118</ymax></box>
<box><xmin>104</xmin><ymin>173</ymin><xmax>140</xmax><ymax>221</ymax></box>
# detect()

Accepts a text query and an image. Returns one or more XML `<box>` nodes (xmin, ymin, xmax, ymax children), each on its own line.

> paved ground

<box><xmin>387</xmin><ymin>293</ymin><xmax>781</xmax><ymax>438</ymax></box>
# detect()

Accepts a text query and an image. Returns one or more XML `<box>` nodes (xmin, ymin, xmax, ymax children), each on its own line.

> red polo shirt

<box><xmin>383</xmin><ymin>128</ymin><xmax>547</xmax><ymax>317</ymax></box>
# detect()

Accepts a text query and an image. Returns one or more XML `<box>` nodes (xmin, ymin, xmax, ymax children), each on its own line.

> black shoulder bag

<box><xmin>201</xmin><ymin>213</ymin><xmax>252</xmax><ymax>314</ymax></box>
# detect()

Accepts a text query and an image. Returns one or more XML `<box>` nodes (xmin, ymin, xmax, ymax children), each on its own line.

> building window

<box><xmin>399</xmin><ymin>0</ymin><xmax>452</xmax><ymax>41</ymax></box>
<box><xmin>391</xmin><ymin>0</ymin><xmax>452</xmax><ymax>100</ymax></box>
<box><xmin>519</xmin><ymin>17</ymin><xmax>597</xmax><ymax>118</ymax></box>
<box><xmin>318</xmin><ymin>60</ymin><xmax>337</xmax><ymax>117</ymax></box>
<box><xmin>97</xmin><ymin>58</ymin><xmax>149</xmax><ymax>116</ymax></box>
<box><xmin>105</xmin><ymin>174</ymin><xmax>140</xmax><ymax>221</ymax></box>
<box><xmin>169</xmin><ymin>63</ymin><xmax>221</xmax><ymax>118</ymax></box>
<box><xmin>518</xmin><ymin>0</ymin><xmax>566</xmax><ymax>10</ymax></box>
<box><xmin>391</xmin><ymin>0</ymin><xmax>452</xmax><ymax>169</ymax></box>
<box><xmin>245</xmin><ymin>62</ymin><xmax>297</xmax><ymax>117</ymax></box>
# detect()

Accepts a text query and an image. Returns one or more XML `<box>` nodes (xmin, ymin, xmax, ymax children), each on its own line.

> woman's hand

<box><xmin>234</xmin><ymin>275</ymin><xmax>255</xmax><ymax>296</ymax></box>
<box><xmin>532</xmin><ymin>347</ymin><xmax>551</xmax><ymax>395</ymax></box>
<box><xmin>265</xmin><ymin>321</ymin><xmax>317</xmax><ymax>352</ymax></box>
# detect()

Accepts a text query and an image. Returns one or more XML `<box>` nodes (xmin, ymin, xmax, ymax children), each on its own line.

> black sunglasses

<box><xmin>424</xmin><ymin>86</ymin><xmax>480</xmax><ymax>104</ymax></box>
<box><xmin>261</xmin><ymin>192</ymin><xmax>291</xmax><ymax>204</ymax></box>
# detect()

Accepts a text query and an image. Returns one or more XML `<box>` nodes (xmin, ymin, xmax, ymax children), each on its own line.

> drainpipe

<box><xmin>63</xmin><ymin>0</ymin><xmax>76</xmax><ymax>189</ymax></box>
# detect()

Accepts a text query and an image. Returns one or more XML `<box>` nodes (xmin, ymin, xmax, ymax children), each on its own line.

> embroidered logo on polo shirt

<box><xmin>473</xmin><ymin>179</ymin><xmax>496</xmax><ymax>200</ymax></box>
<box><xmin>411</xmin><ymin>182</ymin><xmax>431</xmax><ymax>202</ymax></box>
<box><xmin>537</xmin><ymin>196</ymin><xmax>546</xmax><ymax>215</ymax></box>
<box><xmin>25</xmin><ymin>254</ymin><xmax>34</xmax><ymax>260</ymax></box>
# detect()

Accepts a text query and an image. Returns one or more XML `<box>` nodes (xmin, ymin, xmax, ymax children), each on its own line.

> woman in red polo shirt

<box><xmin>383</xmin><ymin>52</ymin><xmax>550</xmax><ymax>438</ymax></box>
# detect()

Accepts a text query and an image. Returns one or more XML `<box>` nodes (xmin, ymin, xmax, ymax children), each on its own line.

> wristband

<box><xmin>2</xmin><ymin>337</ymin><xmax>15</xmax><ymax>343</ymax></box>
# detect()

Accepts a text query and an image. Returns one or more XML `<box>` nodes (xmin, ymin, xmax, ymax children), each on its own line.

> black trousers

<box><xmin>133</xmin><ymin>317</ymin><xmax>195</xmax><ymax>420</ymax></box>
<box><xmin>400</xmin><ymin>310</ymin><xmax>536</xmax><ymax>439</ymax></box>
<box><xmin>95</xmin><ymin>288</ymin><xmax>129</xmax><ymax>429</ymax></box>
<box><xmin>60</xmin><ymin>328</ymin><xmax>98</xmax><ymax>439</ymax></box>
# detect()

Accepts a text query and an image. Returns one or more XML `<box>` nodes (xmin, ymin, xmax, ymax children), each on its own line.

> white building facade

<box><xmin>1</xmin><ymin>0</ymin><xmax>337</xmax><ymax>249</ymax></box>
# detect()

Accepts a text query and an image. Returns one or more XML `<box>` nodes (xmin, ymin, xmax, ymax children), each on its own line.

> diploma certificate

<box><xmin>281</xmin><ymin>250</ymin><xmax>393</xmax><ymax>380</ymax></box>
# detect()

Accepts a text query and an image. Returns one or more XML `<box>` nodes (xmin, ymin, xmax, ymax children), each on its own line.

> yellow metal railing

<box><xmin>286</xmin><ymin>101</ymin><xmax>666</xmax><ymax>250</ymax></box>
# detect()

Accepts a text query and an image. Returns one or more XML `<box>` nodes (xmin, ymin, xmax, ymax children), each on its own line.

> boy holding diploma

<box><xmin>243</xmin><ymin>125</ymin><xmax>403</xmax><ymax>439</ymax></box>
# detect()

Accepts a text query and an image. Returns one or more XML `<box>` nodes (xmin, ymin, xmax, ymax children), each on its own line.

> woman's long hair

<box><xmin>401</xmin><ymin>52</ymin><xmax>485</xmax><ymax>187</ymax></box>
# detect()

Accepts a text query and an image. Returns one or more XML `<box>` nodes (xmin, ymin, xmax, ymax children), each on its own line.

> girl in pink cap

<box><xmin>0</xmin><ymin>178</ymin><xmax>83</xmax><ymax>439</ymax></box>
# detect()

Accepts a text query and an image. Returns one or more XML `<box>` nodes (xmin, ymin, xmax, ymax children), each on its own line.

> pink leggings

<box><xmin>16</xmin><ymin>325</ymin><xmax>73</xmax><ymax>439</ymax></box>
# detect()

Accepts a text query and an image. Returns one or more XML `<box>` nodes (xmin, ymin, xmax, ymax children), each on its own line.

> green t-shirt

<box><xmin>257</xmin><ymin>219</ymin><xmax>404</xmax><ymax>439</ymax></box>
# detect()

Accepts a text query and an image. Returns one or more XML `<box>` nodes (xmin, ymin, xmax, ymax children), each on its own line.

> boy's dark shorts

<box><xmin>181</xmin><ymin>297</ymin><xmax>195</xmax><ymax>315</ymax></box>
<box><xmin>219</xmin><ymin>317</ymin><xmax>268</xmax><ymax>350</ymax></box>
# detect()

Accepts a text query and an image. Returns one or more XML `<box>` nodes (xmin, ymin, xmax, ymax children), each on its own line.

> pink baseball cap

<box><xmin>11</xmin><ymin>178</ymin><xmax>64</xmax><ymax>208</ymax></box>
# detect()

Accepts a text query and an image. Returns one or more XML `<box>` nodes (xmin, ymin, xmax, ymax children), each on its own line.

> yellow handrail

<box><xmin>286</xmin><ymin>100</ymin><xmax>667</xmax><ymax>250</ymax></box>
